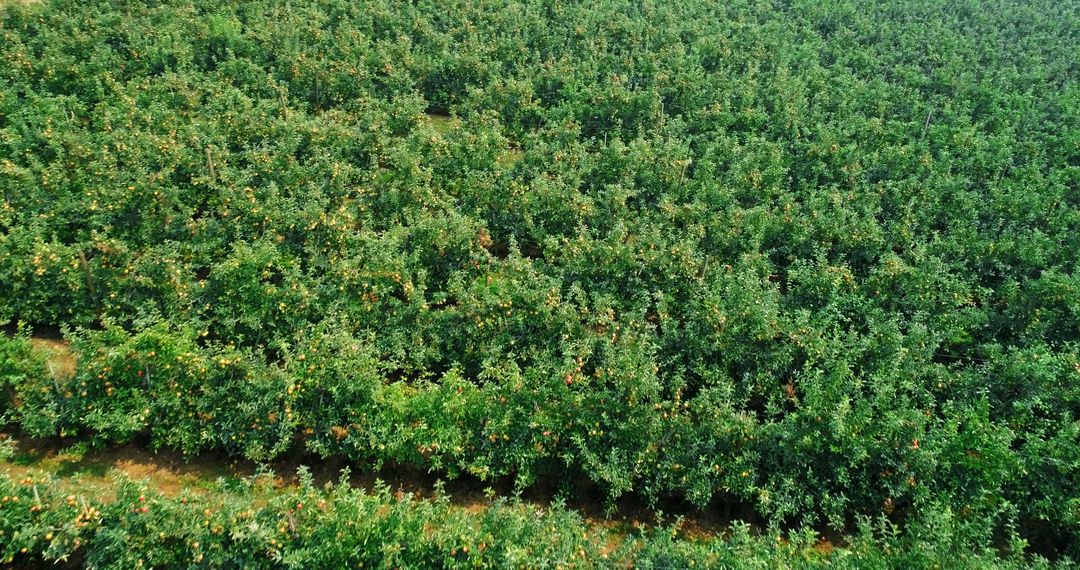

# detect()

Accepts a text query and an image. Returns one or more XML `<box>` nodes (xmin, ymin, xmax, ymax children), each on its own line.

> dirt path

<box><xmin>3</xmin><ymin>333</ymin><xmax>737</xmax><ymax>539</ymax></box>
<box><xmin>0</xmin><ymin>434</ymin><xmax>739</xmax><ymax>540</ymax></box>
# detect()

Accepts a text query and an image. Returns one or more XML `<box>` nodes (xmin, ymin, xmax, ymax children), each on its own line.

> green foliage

<box><xmin>0</xmin><ymin>0</ymin><xmax>1077</xmax><ymax>561</ymax></box>
<box><xmin>0</xmin><ymin>470</ymin><xmax>1067</xmax><ymax>569</ymax></box>
<box><xmin>0</xmin><ymin>326</ymin><xmax>48</xmax><ymax>431</ymax></box>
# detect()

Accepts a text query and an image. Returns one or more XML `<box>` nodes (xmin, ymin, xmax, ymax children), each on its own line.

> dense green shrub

<box><xmin>0</xmin><ymin>470</ymin><xmax>1066</xmax><ymax>569</ymax></box>
<box><xmin>1</xmin><ymin>0</ymin><xmax>1077</xmax><ymax>561</ymax></box>
<box><xmin>0</xmin><ymin>328</ymin><xmax>45</xmax><ymax>427</ymax></box>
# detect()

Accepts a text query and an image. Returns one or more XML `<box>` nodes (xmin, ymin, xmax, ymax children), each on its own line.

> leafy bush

<box><xmin>0</xmin><ymin>326</ymin><xmax>49</xmax><ymax>431</ymax></box>
<box><xmin>1</xmin><ymin>0</ymin><xmax>1077</xmax><ymax>561</ymax></box>
<box><xmin>0</xmin><ymin>470</ymin><xmax>1065</xmax><ymax>569</ymax></box>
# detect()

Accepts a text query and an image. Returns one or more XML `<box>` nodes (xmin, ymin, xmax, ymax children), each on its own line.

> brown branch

<box><xmin>78</xmin><ymin>250</ymin><xmax>102</xmax><ymax>313</ymax></box>
<box><xmin>206</xmin><ymin>147</ymin><xmax>216</xmax><ymax>184</ymax></box>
